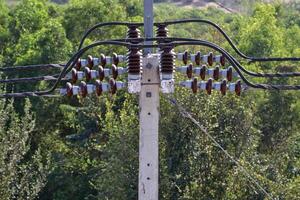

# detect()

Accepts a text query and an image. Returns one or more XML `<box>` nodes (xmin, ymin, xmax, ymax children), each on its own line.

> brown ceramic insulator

<box><xmin>66</xmin><ymin>82</ymin><xmax>73</xmax><ymax>97</ymax></box>
<box><xmin>71</xmin><ymin>68</ymin><xmax>78</xmax><ymax>83</ymax></box>
<box><xmin>220</xmin><ymin>54</ymin><xmax>226</xmax><ymax>66</ymax></box>
<box><xmin>127</xmin><ymin>25</ymin><xmax>141</xmax><ymax>42</ymax></box>
<box><xmin>235</xmin><ymin>80</ymin><xmax>242</xmax><ymax>96</ymax></box>
<box><xmin>200</xmin><ymin>65</ymin><xmax>206</xmax><ymax>80</ymax></box>
<box><xmin>156</xmin><ymin>24</ymin><xmax>169</xmax><ymax>38</ymax></box>
<box><xmin>80</xmin><ymin>81</ymin><xmax>88</xmax><ymax>98</ymax></box>
<box><xmin>76</xmin><ymin>59</ymin><xmax>81</xmax><ymax>70</ymax></box>
<box><xmin>100</xmin><ymin>54</ymin><xmax>106</xmax><ymax>67</ymax></box>
<box><xmin>98</xmin><ymin>65</ymin><xmax>105</xmax><ymax>81</ymax></box>
<box><xmin>186</xmin><ymin>63</ymin><xmax>193</xmax><ymax>79</ymax></box>
<box><xmin>191</xmin><ymin>78</ymin><xmax>198</xmax><ymax>94</ymax></box>
<box><xmin>227</xmin><ymin>67</ymin><xmax>233</xmax><ymax>81</ymax></box>
<box><xmin>87</xmin><ymin>55</ymin><xmax>94</xmax><ymax>69</ymax></box>
<box><xmin>208</xmin><ymin>52</ymin><xmax>213</xmax><ymax>66</ymax></box>
<box><xmin>112</xmin><ymin>53</ymin><xmax>119</xmax><ymax>66</ymax></box>
<box><xmin>109</xmin><ymin>78</ymin><xmax>117</xmax><ymax>95</ymax></box>
<box><xmin>206</xmin><ymin>78</ymin><xmax>213</xmax><ymax>95</ymax></box>
<box><xmin>220</xmin><ymin>79</ymin><xmax>227</xmax><ymax>96</ymax></box>
<box><xmin>127</xmin><ymin>48</ymin><xmax>142</xmax><ymax>75</ymax></box>
<box><xmin>111</xmin><ymin>64</ymin><xmax>118</xmax><ymax>79</ymax></box>
<box><xmin>95</xmin><ymin>80</ymin><xmax>102</xmax><ymax>96</ymax></box>
<box><xmin>160</xmin><ymin>47</ymin><xmax>175</xmax><ymax>74</ymax></box>
<box><xmin>84</xmin><ymin>67</ymin><xmax>92</xmax><ymax>82</ymax></box>
<box><xmin>213</xmin><ymin>66</ymin><xmax>220</xmax><ymax>80</ymax></box>
<box><xmin>182</xmin><ymin>50</ymin><xmax>188</xmax><ymax>65</ymax></box>
<box><xmin>195</xmin><ymin>51</ymin><xmax>201</xmax><ymax>65</ymax></box>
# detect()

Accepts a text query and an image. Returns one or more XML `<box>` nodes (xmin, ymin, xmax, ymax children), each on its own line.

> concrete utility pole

<box><xmin>139</xmin><ymin>1</ymin><xmax>159</xmax><ymax>200</ymax></box>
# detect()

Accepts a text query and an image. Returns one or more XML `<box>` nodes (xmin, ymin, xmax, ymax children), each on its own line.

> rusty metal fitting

<box><xmin>111</xmin><ymin>64</ymin><xmax>118</xmax><ymax>79</ymax></box>
<box><xmin>66</xmin><ymin>82</ymin><xmax>73</xmax><ymax>97</ymax></box>
<box><xmin>206</xmin><ymin>78</ymin><xmax>213</xmax><ymax>95</ymax></box>
<box><xmin>97</xmin><ymin>65</ymin><xmax>105</xmax><ymax>81</ymax></box>
<box><xmin>76</xmin><ymin>59</ymin><xmax>81</xmax><ymax>70</ymax></box>
<box><xmin>79</xmin><ymin>81</ymin><xmax>88</xmax><ymax>98</ymax></box>
<box><xmin>182</xmin><ymin>50</ymin><xmax>188</xmax><ymax>65</ymax></box>
<box><xmin>220</xmin><ymin>54</ymin><xmax>226</xmax><ymax>66</ymax></box>
<box><xmin>100</xmin><ymin>54</ymin><xmax>107</xmax><ymax>67</ymax></box>
<box><xmin>187</xmin><ymin>63</ymin><xmax>193</xmax><ymax>79</ymax></box>
<box><xmin>195</xmin><ymin>51</ymin><xmax>201</xmax><ymax>65</ymax></box>
<box><xmin>71</xmin><ymin>68</ymin><xmax>78</xmax><ymax>83</ymax></box>
<box><xmin>112</xmin><ymin>53</ymin><xmax>119</xmax><ymax>66</ymax></box>
<box><xmin>213</xmin><ymin>66</ymin><xmax>220</xmax><ymax>80</ymax></box>
<box><xmin>200</xmin><ymin>65</ymin><xmax>206</xmax><ymax>80</ymax></box>
<box><xmin>109</xmin><ymin>78</ymin><xmax>117</xmax><ymax>94</ymax></box>
<box><xmin>235</xmin><ymin>80</ymin><xmax>242</xmax><ymax>96</ymax></box>
<box><xmin>84</xmin><ymin>67</ymin><xmax>92</xmax><ymax>82</ymax></box>
<box><xmin>220</xmin><ymin>79</ymin><xmax>227</xmax><ymax>96</ymax></box>
<box><xmin>227</xmin><ymin>66</ymin><xmax>233</xmax><ymax>81</ymax></box>
<box><xmin>87</xmin><ymin>55</ymin><xmax>94</xmax><ymax>69</ymax></box>
<box><xmin>191</xmin><ymin>77</ymin><xmax>198</xmax><ymax>93</ymax></box>
<box><xmin>95</xmin><ymin>80</ymin><xmax>103</xmax><ymax>96</ymax></box>
<box><xmin>208</xmin><ymin>52</ymin><xmax>214</xmax><ymax>66</ymax></box>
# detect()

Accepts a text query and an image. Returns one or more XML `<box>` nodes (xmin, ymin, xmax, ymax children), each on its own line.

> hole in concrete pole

<box><xmin>147</xmin><ymin>177</ymin><xmax>150</xmax><ymax>180</ymax></box>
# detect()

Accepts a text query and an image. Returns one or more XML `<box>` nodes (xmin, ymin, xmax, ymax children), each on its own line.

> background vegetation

<box><xmin>0</xmin><ymin>0</ymin><xmax>300</xmax><ymax>199</ymax></box>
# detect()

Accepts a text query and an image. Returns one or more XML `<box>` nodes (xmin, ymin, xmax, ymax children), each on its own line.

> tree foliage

<box><xmin>0</xmin><ymin>1</ymin><xmax>299</xmax><ymax>199</ymax></box>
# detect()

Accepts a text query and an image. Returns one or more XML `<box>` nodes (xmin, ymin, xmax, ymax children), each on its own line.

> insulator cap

<box><xmin>76</xmin><ymin>59</ymin><xmax>81</xmax><ymax>70</ymax></box>
<box><xmin>200</xmin><ymin>65</ymin><xmax>206</xmax><ymax>80</ymax></box>
<box><xmin>182</xmin><ymin>50</ymin><xmax>188</xmax><ymax>65</ymax></box>
<box><xmin>98</xmin><ymin>65</ymin><xmax>105</xmax><ymax>81</ymax></box>
<box><xmin>227</xmin><ymin>67</ymin><xmax>233</xmax><ymax>81</ymax></box>
<box><xmin>235</xmin><ymin>80</ymin><xmax>242</xmax><ymax>96</ymax></box>
<box><xmin>71</xmin><ymin>68</ymin><xmax>78</xmax><ymax>83</ymax></box>
<box><xmin>127</xmin><ymin>25</ymin><xmax>141</xmax><ymax>42</ymax></box>
<box><xmin>161</xmin><ymin>46</ymin><xmax>175</xmax><ymax>74</ymax></box>
<box><xmin>191</xmin><ymin>78</ymin><xmax>198</xmax><ymax>93</ymax></box>
<box><xmin>206</xmin><ymin>78</ymin><xmax>213</xmax><ymax>95</ymax></box>
<box><xmin>87</xmin><ymin>55</ymin><xmax>93</xmax><ymax>69</ymax></box>
<box><xmin>109</xmin><ymin>78</ymin><xmax>117</xmax><ymax>94</ymax></box>
<box><xmin>127</xmin><ymin>48</ymin><xmax>142</xmax><ymax>75</ymax></box>
<box><xmin>213</xmin><ymin>66</ymin><xmax>220</xmax><ymax>80</ymax></box>
<box><xmin>195</xmin><ymin>51</ymin><xmax>201</xmax><ymax>65</ymax></box>
<box><xmin>84</xmin><ymin>67</ymin><xmax>91</xmax><ymax>82</ymax></box>
<box><xmin>100</xmin><ymin>54</ymin><xmax>106</xmax><ymax>67</ymax></box>
<box><xmin>208</xmin><ymin>52</ymin><xmax>213</xmax><ymax>66</ymax></box>
<box><xmin>66</xmin><ymin>82</ymin><xmax>73</xmax><ymax>97</ymax></box>
<box><xmin>220</xmin><ymin>79</ymin><xmax>227</xmax><ymax>95</ymax></box>
<box><xmin>112</xmin><ymin>53</ymin><xmax>119</xmax><ymax>66</ymax></box>
<box><xmin>80</xmin><ymin>81</ymin><xmax>88</xmax><ymax>98</ymax></box>
<box><xmin>220</xmin><ymin>54</ymin><xmax>226</xmax><ymax>66</ymax></box>
<box><xmin>156</xmin><ymin>24</ymin><xmax>168</xmax><ymax>38</ymax></box>
<box><xmin>187</xmin><ymin>63</ymin><xmax>193</xmax><ymax>79</ymax></box>
<box><xmin>95</xmin><ymin>80</ymin><xmax>103</xmax><ymax>96</ymax></box>
<box><xmin>111</xmin><ymin>64</ymin><xmax>118</xmax><ymax>79</ymax></box>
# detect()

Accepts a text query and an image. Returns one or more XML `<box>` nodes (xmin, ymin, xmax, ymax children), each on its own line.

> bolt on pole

<box><xmin>139</xmin><ymin>1</ymin><xmax>159</xmax><ymax>200</ymax></box>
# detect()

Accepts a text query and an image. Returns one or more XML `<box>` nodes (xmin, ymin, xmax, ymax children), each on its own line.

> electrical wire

<box><xmin>0</xmin><ymin>64</ymin><xmax>65</xmax><ymax>72</ymax></box>
<box><xmin>155</xmin><ymin>19</ymin><xmax>300</xmax><ymax>62</ymax></box>
<box><xmin>2</xmin><ymin>37</ymin><xmax>299</xmax><ymax>86</ymax></box>
<box><xmin>1</xmin><ymin>39</ymin><xmax>300</xmax><ymax>98</ymax></box>
<box><xmin>0</xmin><ymin>41</ymin><xmax>132</xmax><ymax>98</ymax></box>
<box><xmin>115</xmin><ymin>37</ymin><xmax>300</xmax><ymax>78</ymax></box>
<box><xmin>165</xmin><ymin>95</ymin><xmax>275</xmax><ymax>200</ymax></box>
<box><xmin>77</xmin><ymin>21</ymin><xmax>143</xmax><ymax>51</ymax></box>
<box><xmin>0</xmin><ymin>74</ymin><xmax>70</xmax><ymax>84</ymax></box>
<box><xmin>170</xmin><ymin>41</ymin><xmax>300</xmax><ymax>90</ymax></box>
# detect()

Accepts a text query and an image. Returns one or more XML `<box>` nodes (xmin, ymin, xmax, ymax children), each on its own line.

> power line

<box><xmin>166</xmin><ymin>95</ymin><xmax>275</xmax><ymax>200</ymax></box>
